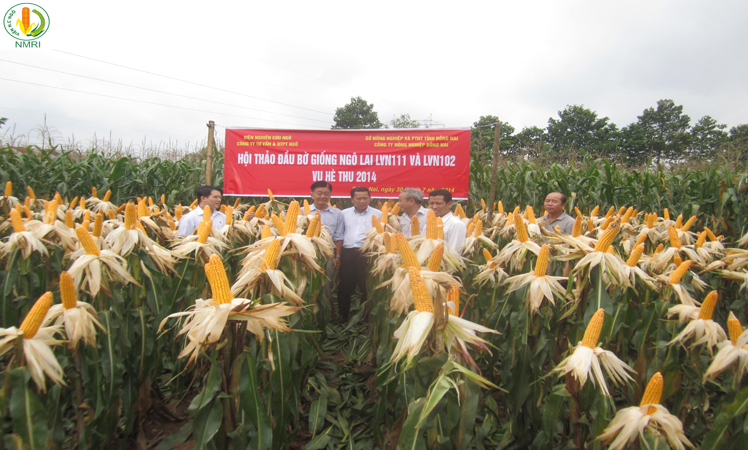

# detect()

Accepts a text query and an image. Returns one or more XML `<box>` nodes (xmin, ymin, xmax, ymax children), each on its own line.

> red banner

<box><xmin>224</xmin><ymin>128</ymin><xmax>471</xmax><ymax>199</ymax></box>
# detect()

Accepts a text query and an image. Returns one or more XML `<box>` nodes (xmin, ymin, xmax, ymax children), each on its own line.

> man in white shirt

<box><xmin>398</xmin><ymin>188</ymin><xmax>428</xmax><ymax>237</ymax></box>
<box><xmin>178</xmin><ymin>185</ymin><xmax>226</xmax><ymax>237</ymax></box>
<box><xmin>307</xmin><ymin>181</ymin><xmax>344</xmax><ymax>316</ymax></box>
<box><xmin>427</xmin><ymin>189</ymin><xmax>466</xmax><ymax>252</ymax></box>
<box><xmin>337</xmin><ymin>187</ymin><xmax>382</xmax><ymax>322</ymax></box>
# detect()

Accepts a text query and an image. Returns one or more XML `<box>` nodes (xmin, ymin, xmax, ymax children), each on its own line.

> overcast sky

<box><xmin>1</xmin><ymin>0</ymin><xmax>746</xmax><ymax>151</ymax></box>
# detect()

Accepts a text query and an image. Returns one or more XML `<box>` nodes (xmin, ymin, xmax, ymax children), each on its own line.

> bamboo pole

<box><xmin>205</xmin><ymin>120</ymin><xmax>215</xmax><ymax>185</ymax></box>
<box><xmin>487</xmin><ymin>121</ymin><xmax>501</xmax><ymax>224</ymax></box>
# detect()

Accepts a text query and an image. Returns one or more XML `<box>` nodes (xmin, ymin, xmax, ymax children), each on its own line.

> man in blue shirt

<box><xmin>337</xmin><ymin>187</ymin><xmax>382</xmax><ymax>322</ymax></box>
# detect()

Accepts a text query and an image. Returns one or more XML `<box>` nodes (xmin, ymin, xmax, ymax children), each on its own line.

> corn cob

<box><xmin>78</xmin><ymin>198</ymin><xmax>85</xmax><ymax>210</ymax></box>
<box><xmin>174</xmin><ymin>205</ymin><xmax>183</xmax><ymax>221</ymax></box>
<box><xmin>480</xmin><ymin>198</ymin><xmax>486</xmax><ymax>210</ymax></box>
<box><xmin>674</xmin><ymin>215</ymin><xmax>683</xmax><ymax>229</ymax></box>
<box><xmin>107</xmin><ymin>209</ymin><xmax>116</xmax><ymax>220</ymax></box>
<box><xmin>697</xmin><ymin>291</ymin><xmax>718</xmax><ymax>320</ymax></box>
<box><xmin>407</xmin><ymin>267</ymin><xmax>433</xmax><ymax>312</ymax></box>
<box><xmin>448</xmin><ymin>283</ymin><xmax>460</xmax><ymax>316</ymax></box>
<box><xmin>606</xmin><ymin>246</ymin><xmax>615</xmax><ymax>254</ymax></box>
<box><xmin>75</xmin><ymin>226</ymin><xmax>100</xmax><ymax>256</ymax></box>
<box><xmin>391</xmin><ymin>204</ymin><xmax>401</xmax><ymax>215</ymax></box>
<box><xmin>727</xmin><ymin>312</ymin><xmax>743</xmax><ymax>346</ymax></box>
<box><xmin>704</xmin><ymin>227</ymin><xmax>718</xmax><ymax>241</ymax></box>
<box><xmin>200</xmin><ymin>205</ymin><xmax>210</xmax><ymax>222</ymax></box>
<box><xmin>10</xmin><ymin>209</ymin><xmax>26</xmax><ymax>233</ymax></box>
<box><xmin>454</xmin><ymin>204</ymin><xmax>466</xmax><ymax>219</ymax></box>
<box><xmin>197</xmin><ymin>220</ymin><xmax>212</xmax><ymax>244</ymax></box>
<box><xmin>23</xmin><ymin>196</ymin><xmax>30</xmax><ymax>209</ymax></box>
<box><xmin>313</xmin><ymin>212</ymin><xmax>322</xmax><ymax>237</ymax></box>
<box><xmin>534</xmin><ymin>245</ymin><xmax>550</xmax><ymax>276</ymax></box>
<box><xmin>673</xmin><ymin>254</ymin><xmax>682</xmax><ymax>266</ymax></box>
<box><xmin>605</xmin><ymin>206</ymin><xmax>615</xmax><ymax>218</ymax></box>
<box><xmin>381</xmin><ymin>208</ymin><xmax>390</xmax><ymax>227</ymax></box>
<box><xmin>526</xmin><ymin>206</ymin><xmax>536</xmax><ymax>224</ymax></box>
<box><xmin>695</xmin><ymin>230</ymin><xmax>707</xmax><ymax>248</ymax></box>
<box><xmin>390</xmin><ymin>233</ymin><xmax>399</xmax><ymax>254</ymax></box>
<box><xmin>466</xmin><ymin>221</ymin><xmax>475</xmax><ymax>237</ymax></box>
<box><xmin>383</xmin><ymin>232</ymin><xmax>391</xmax><ymax>253</ymax></box>
<box><xmin>641</xmin><ymin>372</ymin><xmax>663</xmax><ymax>414</ymax></box>
<box><xmin>54</xmin><ymin>192</ymin><xmax>63</xmax><ymax>204</ymax></box>
<box><xmin>582</xmin><ymin>309</ymin><xmax>605</xmax><ymax>349</ymax></box>
<box><xmin>670</xmin><ymin>260</ymin><xmax>692</xmax><ymax>284</ymax></box>
<box><xmin>590</xmin><ymin>205</ymin><xmax>600</xmax><ymax>217</ymax></box>
<box><xmin>594</xmin><ymin>220</ymin><xmax>620</xmax><ymax>252</ymax></box>
<box><xmin>27</xmin><ymin>186</ymin><xmax>36</xmax><ymax>199</ymax></box>
<box><xmin>427</xmin><ymin>244</ymin><xmax>444</xmax><ymax>272</ymax></box>
<box><xmin>225</xmin><ymin>206</ymin><xmax>233</xmax><ymax>226</ymax></box>
<box><xmin>81</xmin><ymin>219</ymin><xmax>90</xmax><ymax>231</ymax></box>
<box><xmin>189</xmin><ymin>199</ymin><xmax>198</xmax><ymax>209</ymax></box>
<box><xmin>507</xmin><ymin>213</ymin><xmax>514</xmax><ymax>226</ymax></box>
<box><xmin>102</xmin><ymin>190</ymin><xmax>111</xmax><ymax>202</ymax></box>
<box><xmin>663</xmin><ymin>209</ymin><xmax>670</xmax><ymax>220</ymax></box>
<box><xmin>481</xmin><ymin>249</ymin><xmax>492</xmax><ymax>265</ymax></box>
<box><xmin>621</xmin><ymin>207</ymin><xmax>634</xmax><ymax>223</ymax></box>
<box><xmin>574</xmin><ymin>207</ymin><xmax>583</xmax><ymax>217</ymax></box>
<box><xmin>512</xmin><ymin>206</ymin><xmax>520</xmax><ymax>214</ymax></box>
<box><xmin>70</xmin><ymin>197</ymin><xmax>79</xmax><ymax>209</ymax></box>
<box><xmin>497</xmin><ymin>201</ymin><xmax>504</xmax><ymax>214</ymax></box>
<box><xmin>668</xmin><ymin>226</ymin><xmax>682</xmax><ymax>248</ymax></box>
<box><xmin>474</xmin><ymin>219</ymin><xmax>483</xmax><ymax>238</ymax></box>
<box><xmin>271</xmin><ymin>213</ymin><xmax>286</xmax><ymax>236</ymax></box>
<box><xmin>586</xmin><ymin>217</ymin><xmax>594</xmax><ymax>233</ymax></box>
<box><xmin>262</xmin><ymin>224</ymin><xmax>273</xmax><ymax>239</ymax></box>
<box><xmin>617</xmin><ymin>206</ymin><xmax>626</xmax><ymax>216</ymax></box>
<box><xmin>14</xmin><ymin>204</ymin><xmax>21</xmax><ymax>216</ymax></box>
<box><xmin>19</xmin><ymin>292</ymin><xmax>53</xmax><ymax>339</ymax></box>
<box><xmin>124</xmin><ymin>202</ymin><xmax>137</xmax><ymax>230</ymax></box>
<box><xmin>63</xmin><ymin>210</ymin><xmax>73</xmax><ymax>229</ymax></box>
<box><xmin>646</xmin><ymin>213</ymin><xmax>655</xmax><ymax>229</ymax></box>
<box><xmin>137</xmin><ymin>199</ymin><xmax>149</xmax><ymax>218</ymax></box>
<box><xmin>59</xmin><ymin>271</ymin><xmax>77</xmax><ymax>309</ymax></box>
<box><xmin>572</xmin><ymin>216</ymin><xmax>583</xmax><ymax>237</ymax></box>
<box><xmin>599</xmin><ymin>216</ymin><xmax>612</xmax><ymax>231</ymax></box>
<box><xmin>627</xmin><ymin>244</ymin><xmax>645</xmax><ymax>267</ymax></box>
<box><xmin>303</xmin><ymin>199</ymin><xmax>311</xmax><ymax>216</ymax></box>
<box><xmin>515</xmin><ymin>214</ymin><xmax>529</xmax><ymax>243</ymax></box>
<box><xmin>220</xmin><ymin>205</ymin><xmax>226</xmax><ymax>214</ymax></box>
<box><xmin>285</xmin><ymin>201</ymin><xmax>300</xmax><ymax>233</ymax></box>
<box><xmin>267</xmin><ymin>189</ymin><xmax>274</xmax><ymax>201</ymax></box>
<box><xmin>23</xmin><ymin>205</ymin><xmax>32</xmax><ymax>218</ymax></box>
<box><xmin>410</xmin><ymin>216</ymin><xmax>421</xmax><ymax>236</ymax></box>
<box><xmin>426</xmin><ymin>210</ymin><xmax>438</xmax><ymax>239</ymax></box>
<box><xmin>653</xmin><ymin>243</ymin><xmax>664</xmax><ymax>254</ymax></box>
<box><xmin>681</xmin><ymin>216</ymin><xmax>697</xmax><ymax>232</ymax></box>
<box><xmin>396</xmin><ymin>233</ymin><xmax>420</xmax><ymax>268</ymax></box>
<box><xmin>204</xmin><ymin>255</ymin><xmax>234</xmax><ymax>304</ymax></box>
<box><xmin>262</xmin><ymin>239</ymin><xmax>281</xmax><ymax>271</ymax></box>
<box><xmin>634</xmin><ymin>233</ymin><xmax>647</xmax><ymax>247</ymax></box>
<box><xmin>437</xmin><ymin>218</ymin><xmax>444</xmax><ymax>240</ymax></box>
<box><xmin>372</xmin><ymin>215</ymin><xmax>384</xmax><ymax>233</ymax></box>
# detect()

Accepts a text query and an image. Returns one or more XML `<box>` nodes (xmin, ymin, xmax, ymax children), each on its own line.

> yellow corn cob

<box><xmin>391</xmin><ymin>204</ymin><xmax>401</xmax><ymax>216</ymax></box>
<box><xmin>582</xmin><ymin>309</ymin><xmax>605</xmax><ymax>349</ymax></box>
<box><xmin>372</xmin><ymin>215</ymin><xmax>384</xmax><ymax>233</ymax></box>
<box><xmin>204</xmin><ymin>255</ymin><xmax>234</xmax><ymax>305</ymax></box>
<box><xmin>285</xmin><ymin>201</ymin><xmax>300</xmax><ymax>233</ymax></box>
<box><xmin>668</xmin><ymin>226</ymin><xmax>682</xmax><ymax>248</ymax></box>
<box><xmin>466</xmin><ymin>221</ymin><xmax>475</xmax><ymax>237</ymax></box>
<box><xmin>396</xmin><ymin>233</ymin><xmax>420</xmax><ymax>268</ymax></box>
<box><xmin>262</xmin><ymin>224</ymin><xmax>273</xmax><ymax>239</ymax></box>
<box><xmin>247</xmin><ymin>205</ymin><xmax>257</xmax><ymax>214</ymax></box>
<box><xmin>663</xmin><ymin>208</ymin><xmax>670</xmax><ymax>220</ymax></box>
<box><xmin>506</xmin><ymin>213</ymin><xmax>514</xmax><ymax>226</ymax></box>
<box><xmin>600</xmin><ymin>216</ymin><xmax>612</xmax><ymax>231</ymax></box>
<box><xmin>384</xmin><ymin>232</ymin><xmax>392</xmax><ymax>253</ymax></box>
<box><xmin>673</xmin><ymin>254</ymin><xmax>682</xmax><ymax>266</ymax></box>
<box><xmin>590</xmin><ymin>205</ymin><xmax>600</xmax><ymax>217</ymax></box>
<box><xmin>617</xmin><ymin>206</ymin><xmax>626</xmax><ymax>216</ymax></box>
<box><xmin>189</xmin><ymin>199</ymin><xmax>198</xmax><ymax>209</ymax></box>
<box><xmin>567</xmin><ymin>216</ymin><xmax>582</xmax><ymax>237</ymax></box>
<box><xmin>633</xmin><ymin>208</ymin><xmax>639</xmax><ymax>218</ymax></box>
<box><xmin>146</xmin><ymin>197</ymin><xmax>153</xmax><ymax>207</ymax></box>
<box><xmin>59</xmin><ymin>272</ymin><xmax>77</xmax><ymax>309</ymax></box>
<box><xmin>81</xmin><ymin>220</ymin><xmax>90</xmax><ymax>231</ymax></box>
<box><xmin>390</xmin><ymin>233</ymin><xmax>399</xmax><ymax>254</ymax></box>
<box><xmin>78</xmin><ymin>198</ymin><xmax>86</xmax><ymax>210</ymax></box>
<box><xmin>670</xmin><ymin>260</ymin><xmax>692</xmax><ymax>284</ymax></box>
<box><xmin>483</xmin><ymin>248</ymin><xmax>493</xmax><ymax>264</ymax></box>
<box><xmin>526</xmin><ymin>206</ymin><xmax>536</xmax><ymax>224</ymax></box>
<box><xmin>452</xmin><ymin>203</ymin><xmax>465</xmax><ymax>219</ymax></box>
<box><xmin>448</xmin><ymin>283</ymin><xmax>460</xmax><ymax>316</ymax></box>
<box><xmin>634</xmin><ymin>233</ymin><xmax>647</xmax><ymax>248</ymax></box>
<box><xmin>474</xmin><ymin>220</ymin><xmax>483</xmax><ymax>238</ymax></box>
<box><xmin>153</xmin><ymin>207</ymin><xmax>160</xmax><ymax>215</ymax></box>
<box><xmin>653</xmin><ymin>243</ymin><xmax>663</xmax><ymax>254</ymax></box>
<box><xmin>23</xmin><ymin>205</ymin><xmax>32</xmax><ymax>218</ymax></box>
<box><xmin>640</xmin><ymin>372</ymin><xmax>663</xmax><ymax>415</ymax></box>
<box><xmin>512</xmin><ymin>206</ymin><xmax>520</xmax><ymax>214</ymax></box>
<box><xmin>19</xmin><ymin>292</ymin><xmax>53</xmax><ymax>339</ymax></box>
<box><xmin>408</xmin><ymin>267</ymin><xmax>433</xmax><ymax>312</ymax></box>
<box><xmin>574</xmin><ymin>207</ymin><xmax>583</xmax><ymax>217</ymax></box>
<box><xmin>65</xmin><ymin>210</ymin><xmax>74</xmax><ymax>228</ymax></box>
<box><xmin>497</xmin><ymin>201</ymin><xmax>504</xmax><ymax>214</ymax></box>
<box><xmin>225</xmin><ymin>206</ymin><xmax>233</xmax><ymax>226</ymax></box>
<box><xmin>54</xmin><ymin>192</ymin><xmax>63</xmax><ymax>204</ymax></box>
<box><xmin>174</xmin><ymin>205</ymin><xmax>183</xmax><ymax>221</ymax></box>
<box><xmin>124</xmin><ymin>202</ymin><xmax>137</xmax><ymax>230</ymax></box>
<box><xmin>604</xmin><ymin>206</ymin><xmax>615</xmax><ymax>218</ymax></box>
<box><xmin>627</xmin><ymin>244</ymin><xmax>645</xmax><ymax>267</ymax></box>
<box><xmin>197</xmin><ymin>220</ymin><xmax>212</xmax><ymax>244</ymax></box>
<box><xmin>705</xmin><ymin>227</ymin><xmax>718</xmax><ymax>241</ymax></box>
<box><xmin>23</xmin><ymin>196</ymin><xmax>30</xmax><ymax>209</ymax></box>
<box><xmin>170</xmin><ymin>221</ymin><xmax>176</xmax><ymax>231</ymax></box>
<box><xmin>375</xmin><ymin>201</ymin><xmax>382</xmax><ymax>209</ymax></box>
<box><xmin>606</xmin><ymin>246</ymin><xmax>614</xmax><ymax>254</ymax></box>
<box><xmin>27</xmin><ymin>186</ymin><xmax>36</xmax><ymax>199</ymax></box>
<box><xmin>727</xmin><ymin>312</ymin><xmax>743</xmax><ymax>346</ymax></box>
<box><xmin>621</xmin><ymin>207</ymin><xmax>634</xmax><ymax>223</ymax></box>
<box><xmin>76</xmin><ymin>226</ymin><xmax>100</xmax><ymax>256</ymax></box>
<box><xmin>681</xmin><ymin>216</ymin><xmax>697</xmax><ymax>232</ymax></box>
<box><xmin>427</xmin><ymin>244</ymin><xmax>444</xmax><ymax>272</ymax></box>
<box><xmin>102</xmin><ymin>190</ymin><xmax>112</xmax><ymax>202</ymax></box>
<box><xmin>267</xmin><ymin>189</ymin><xmax>274</xmax><ymax>201</ymax></box>
<box><xmin>697</xmin><ymin>291</ymin><xmax>719</xmax><ymax>320</ymax></box>
<box><xmin>674</xmin><ymin>215</ymin><xmax>683</xmax><ymax>229</ymax></box>
<box><xmin>437</xmin><ymin>218</ymin><xmax>444</xmax><ymax>240</ymax></box>
<box><xmin>137</xmin><ymin>200</ymin><xmax>148</xmax><ymax>218</ymax></box>
<box><xmin>303</xmin><ymin>199</ymin><xmax>311</xmax><ymax>216</ymax></box>
<box><xmin>586</xmin><ymin>217</ymin><xmax>594</xmax><ymax>233</ymax></box>
<box><xmin>516</xmin><ymin>214</ymin><xmax>529</xmax><ymax>243</ymax></box>
<box><xmin>426</xmin><ymin>210</ymin><xmax>438</xmax><ymax>239</ymax></box>
<box><xmin>271</xmin><ymin>213</ymin><xmax>286</xmax><ymax>236</ymax></box>
<box><xmin>200</xmin><ymin>205</ymin><xmax>210</xmax><ymax>222</ymax></box>
<box><xmin>107</xmin><ymin>209</ymin><xmax>116</xmax><ymax>220</ymax></box>
<box><xmin>10</xmin><ymin>209</ymin><xmax>26</xmax><ymax>232</ymax></box>
<box><xmin>313</xmin><ymin>212</ymin><xmax>322</xmax><ymax>237</ymax></box>
<box><xmin>262</xmin><ymin>239</ymin><xmax>281</xmax><ymax>271</ymax></box>
<box><xmin>594</xmin><ymin>220</ymin><xmax>620</xmax><ymax>252</ymax></box>
<box><xmin>381</xmin><ymin>210</ymin><xmax>390</xmax><ymax>228</ymax></box>
<box><xmin>695</xmin><ymin>231</ymin><xmax>707</xmax><ymax>248</ymax></box>
<box><xmin>70</xmin><ymin>197</ymin><xmax>79</xmax><ymax>209</ymax></box>
<box><xmin>14</xmin><ymin>204</ymin><xmax>21</xmax><ymax>216</ymax></box>
<box><xmin>534</xmin><ymin>245</ymin><xmax>550</xmax><ymax>277</ymax></box>
<box><xmin>410</xmin><ymin>216</ymin><xmax>421</xmax><ymax>236</ymax></box>
<box><xmin>82</xmin><ymin>211</ymin><xmax>91</xmax><ymax>224</ymax></box>
<box><xmin>480</xmin><ymin>198</ymin><xmax>486</xmax><ymax>210</ymax></box>
<box><xmin>89</xmin><ymin>187</ymin><xmax>97</xmax><ymax>199</ymax></box>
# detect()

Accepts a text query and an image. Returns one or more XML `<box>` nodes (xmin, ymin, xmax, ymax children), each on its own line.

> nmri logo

<box><xmin>4</xmin><ymin>3</ymin><xmax>50</xmax><ymax>47</ymax></box>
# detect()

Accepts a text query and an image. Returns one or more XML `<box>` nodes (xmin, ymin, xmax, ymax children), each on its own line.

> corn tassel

<box><xmin>448</xmin><ymin>284</ymin><xmax>460</xmax><ymax>316</ymax></box>
<box><xmin>534</xmin><ymin>245</ymin><xmax>550</xmax><ymax>276</ymax></box>
<box><xmin>59</xmin><ymin>272</ymin><xmax>77</xmax><ymax>309</ymax></box>
<box><xmin>396</xmin><ymin>233</ymin><xmax>420</xmax><ymax>268</ymax></box>
<box><xmin>670</xmin><ymin>260</ymin><xmax>692</xmax><ymax>284</ymax></box>
<box><xmin>262</xmin><ymin>224</ymin><xmax>273</xmax><ymax>239</ymax></box>
<box><xmin>697</xmin><ymin>291</ymin><xmax>719</xmax><ymax>320</ymax></box>
<box><xmin>641</xmin><ymin>372</ymin><xmax>663</xmax><ymax>414</ymax></box>
<box><xmin>681</xmin><ymin>216</ymin><xmax>697</xmax><ymax>232</ymax></box>
<box><xmin>727</xmin><ymin>312</ymin><xmax>743</xmax><ymax>345</ymax></box>
<box><xmin>75</xmin><ymin>226</ymin><xmax>100</xmax><ymax>256</ymax></box>
<box><xmin>262</xmin><ymin>239</ymin><xmax>281</xmax><ymax>271</ymax></box>
<box><xmin>10</xmin><ymin>209</ymin><xmax>26</xmax><ymax>232</ymax></box>
<box><xmin>427</xmin><ymin>244</ymin><xmax>444</xmax><ymax>272</ymax></box>
<box><xmin>594</xmin><ymin>220</ymin><xmax>620</xmax><ymax>252</ymax></box>
<box><xmin>372</xmin><ymin>215</ymin><xmax>384</xmax><ymax>233</ymax></box>
<box><xmin>582</xmin><ymin>309</ymin><xmax>605</xmax><ymax>349</ymax></box>
<box><xmin>627</xmin><ymin>244</ymin><xmax>645</xmax><ymax>267</ymax></box>
<box><xmin>19</xmin><ymin>292</ymin><xmax>53</xmax><ymax>339</ymax></box>
<box><xmin>408</xmin><ymin>267</ymin><xmax>433</xmax><ymax>312</ymax></box>
<box><xmin>515</xmin><ymin>214</ymin><xmax>529</xmax><ymax>243</ymax></box>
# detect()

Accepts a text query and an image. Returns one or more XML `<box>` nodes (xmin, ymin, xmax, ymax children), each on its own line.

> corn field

<box><xmin>1</xmin><ymin>144</ymin><xmax>748</xmax><ymax>450</ymax></box>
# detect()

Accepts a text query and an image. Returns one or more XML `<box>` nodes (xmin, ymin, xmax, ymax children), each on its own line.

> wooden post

<box><xmin>205</xmin><ymin>120</ymin><xmax>215</xmax><ymax>185</ymax></box>
<box><xmin>487</xmin><ymin>121</ymin><xmax>501</xmax><ymax>225</ymax></box>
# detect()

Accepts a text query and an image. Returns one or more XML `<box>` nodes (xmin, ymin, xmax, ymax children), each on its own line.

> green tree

<box><xmin>546</xmin><ymin>105</ymin><xmax>618</xmax><ymax>154</ymax></box>
<box><xmin>389</xmin><ymin>113</ymin><xmax>421</xmax><ymax>129</ymax></box>
<box><xmin>619</xmin><ymin>123</ymin><xmax>648</xmax><ymax>165</ymax></box>
<box><xmin>0</xmin><ymin>117</ymin><xmax>6</xmax><ymax>130</ymax></box>
<box><xmin>332</xmin><ymin>96</ymin><xmax>384</xmax><ymax>129</ymax></box>
<box><xmin>471</xmin><ymin>115</ymin><xmax>516</xmax><ymax>161</ymax></box>
<box><xmin>637</xmin><ymin>99</ymin><xmax>691</xmax><ymax>162</ymax></box>
<box><xmin>514</xmin><ymin>126</ymin><xmax>548</xmax><ymax>157</ymax></box>
<box><xmin>729</xmin><ymin>124</ymin><xmax>748</xmax><ymax>142</ymax></box>
<box><xmin>690</xmin><ymin>115</ymin><xmax>728</xmax><ymax>157</ymax></box>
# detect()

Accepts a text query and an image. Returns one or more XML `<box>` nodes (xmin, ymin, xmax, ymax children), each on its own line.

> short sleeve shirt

<box><xmin>541</xmin><ymin>211</ymin><xmax>575</xmax><ymax>235</ymax></box>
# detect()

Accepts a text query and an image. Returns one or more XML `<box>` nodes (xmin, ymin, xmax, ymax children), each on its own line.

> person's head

<box><xmin>195</xmin><ymin>185</ymin><xmax>222</xmax><ymax>212</ymax></box>
<box><xmin>350</xmin><ymin>187</ymin><xmax>371</xmax><ymax>212</ymax></box>
<box><xmin>427</xmin><ymin>189</ymin><xmax>453</xmax><ymax>217</ymax></box>
<box><xmin>543</xmin><ymin>192</ymin><xmax>567</xmax><ymax>216</ymax></box>
<box><xmin>310</xmin><ymin>181</ymin><xmax>333</xmax><ymax>209</ymax></box>
<box><xmin>398</xmin><ymin>188</ymin><xmax>424</xmax><ymax>215</ymax></box>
